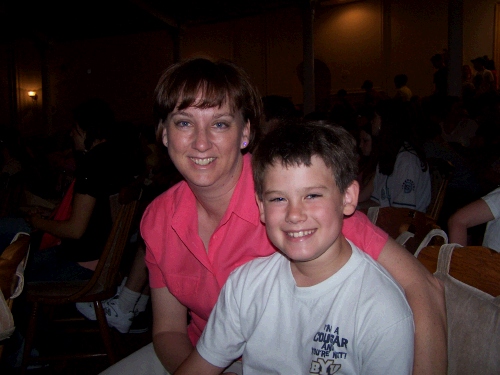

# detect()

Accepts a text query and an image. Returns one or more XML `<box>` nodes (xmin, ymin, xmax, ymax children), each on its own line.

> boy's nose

<box><xmin>286</xmin><ymin>202</ymin><xmax>306</xmax><ymax>224</ymax></box>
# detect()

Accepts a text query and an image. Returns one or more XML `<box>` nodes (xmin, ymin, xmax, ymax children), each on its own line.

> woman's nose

<box><xmin>192</xmin><ymin>126</ymin><xmax>211</xmax><ymax>151</ymax></box>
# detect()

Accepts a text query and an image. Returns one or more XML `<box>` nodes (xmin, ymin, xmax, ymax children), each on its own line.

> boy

<box><xmin>174</xmin><ymin>121</ymin><xmax>414</xmax><ymax>374</ymax></box>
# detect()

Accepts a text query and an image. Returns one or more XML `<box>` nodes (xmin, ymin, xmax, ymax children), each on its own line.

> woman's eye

<box><xmin>176</xmin><ymin>121</ymin><xmax>190</xmax><ymax>127</ymax></box>
<box><xmin>214</xmin><ymin>122</ymin><xmax>228</xmax><ymax>129</ymax></box>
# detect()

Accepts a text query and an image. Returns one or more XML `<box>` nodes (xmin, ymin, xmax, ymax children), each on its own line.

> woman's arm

<box><xmin>151</xmin><ymin>286</ymin><xmax>193</xmax><ymax>373</ymax></box>
<box><xmin>174</xmin><ymin>349</ymin><xmax>224</xmax><ymax>375</ymax></box>
<box><xmin>377</xmin><ymin>237</ymin><xmax>447</xmax><ymax>375</ymax></box>
<box><xmin>448</xmin><ymin>198</ymin><xmax>493</xmax><ymax>246</ymax></box>
<box><xmin>29</xmin><ymin>193</ymin><xmax>95</xmax><ymax>239</ymax></box>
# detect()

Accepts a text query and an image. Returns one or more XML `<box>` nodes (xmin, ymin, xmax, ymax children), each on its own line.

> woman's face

<box><xmin>163</xmin><ymin>96</ymin><xmax>250</xmax><ymax>193</ymax></box>
<box><xmin>371</xmin><ymin>113</ymin><xmax>381</xmax><ymax>136</ymax></box>
<box><xmin>359</xmin><ymin>130</ymin><xmax>372</xmax><ymax>156</ymax></box>
<box><xmin>70</xmin><ymin>123</ymin><xmax>86</xmax><ymax>151</ymax></box>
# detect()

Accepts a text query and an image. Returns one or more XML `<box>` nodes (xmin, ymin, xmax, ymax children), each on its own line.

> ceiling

<box><xmin>1</xmin><ymin>0</ymin><xmax>309</xmax><ymax>44</ymax></box>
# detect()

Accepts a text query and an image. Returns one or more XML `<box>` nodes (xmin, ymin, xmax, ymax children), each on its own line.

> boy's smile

<box><xmin>257</xmin><ymin>156</ymin><xmax>358</xmax><ymax>284</ymax></box>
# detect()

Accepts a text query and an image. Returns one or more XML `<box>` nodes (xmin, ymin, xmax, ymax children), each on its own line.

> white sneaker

<box><xmin>103</xmin><ymin>296</ymin><xmax>135</xmax><ymax>333</ymax></box>
<box><xmin>75</xmin><ymin>278</ymin><xmax>127</xmax><ymax>321</ymax></box>
<box><xmin>76</xmin><ymin>295</ymin><xmax>134</xmax><ymax>333</ymax></box>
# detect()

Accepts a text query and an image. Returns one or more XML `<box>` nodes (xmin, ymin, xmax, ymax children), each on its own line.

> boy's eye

<box><xmin>269</xmin><ymin>197</ymin><xmax>286</xmax><ymax>203</ymax></box>
<box><xmin>306</xmin><ymin>194</ymin><xmax>322</xmax><ymax>199</ymax></box>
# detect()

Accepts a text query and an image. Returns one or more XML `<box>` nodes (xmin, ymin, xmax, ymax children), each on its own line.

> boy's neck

<box><xmin>290</xmin><ymin>236</ymin><xmax>352</xmax><ymax>287</ymax></box>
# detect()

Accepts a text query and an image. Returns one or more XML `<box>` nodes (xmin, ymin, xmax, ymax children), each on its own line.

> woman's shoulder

<box><xmin>142</xmin><ymin>180</ymin><xmax>186</xmax><ymax>220</ymax></box>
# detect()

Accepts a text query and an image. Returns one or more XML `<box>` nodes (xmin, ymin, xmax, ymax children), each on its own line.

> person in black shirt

<box><xmin>26</xmin><ymin>98</ymin><xmax>135</xmax><ymax>282</ymax></box>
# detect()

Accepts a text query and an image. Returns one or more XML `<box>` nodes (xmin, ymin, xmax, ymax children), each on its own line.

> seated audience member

<box><xmin>448</xmin><ymin>186</ymin><xmax>500</xmax><ymax>252</ymax></box>
<box><xmin>420</xmin><ymin>116</ymin><xmax>481</xmax><ymax>228</ymax></box>
<box><xmin>174</xmin><ymin>121</ymin><xmax>414</xmax><ymax>375</ymax></box>
<box><xmin>439</xmin><ymin>96</ymin><xmax>478</xmax><ymax>149</ymax></box>
<box><xmin>76</xmin><ymin>124</ymin><xmax>181</xmax><ymax>334</ymax></box>
<box><xmin>471</xmin><ymin>56</ymin><xmax>496</xmax><ymax>97</ymax></box>
<box><xmin>329</xmin><ymin>89</ymin><xmax>356</xmax><ymax>133</ymax></box>
<box><xmin>394</xmin><ymin>74</ymin><xmax>413</xmax><ymax>102</ymax></box>
<box><xmin>357</xmin><ymin>123</ymin><xmax>378</xmax><ymax>205</ymax></box>
<box><xmin>260</xmin><ymin>95</ymin><xmax>298</xmax><ymax>136</ymax></box>
<box><xmin>24</xmin><ymin>98</ymin><xmax>135</xmax><ymax>282</ymax></box>
<box><xmin>370</xmin><ymin>101</ymin><xmax>431</xmax><ymax>212</ymax></box>
<box><xmin>431</xmin><ymin>53</ymin><xmax>448</xmax><ymax>96</ymax></box>
<box><xmin>462</xmin><ymin>64</ymin><xmax>476</xmax><ymax>108</ymax></box>
<box><xmin>361</xmin><ymin>79</ymin><xmax>381</xmax><ymax>106</ymax></box>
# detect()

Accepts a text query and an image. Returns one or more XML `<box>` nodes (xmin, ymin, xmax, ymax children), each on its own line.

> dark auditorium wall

<box><xmin>1</xmin><ymin>0</ymin><xmax>499</xmax><ymax>137</ymax></box>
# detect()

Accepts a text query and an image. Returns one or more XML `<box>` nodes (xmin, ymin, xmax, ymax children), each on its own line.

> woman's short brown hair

<box><xmin>154</xmin><ymin>58</ymin><xmax>262</xmax><ymax>150</ymax></box>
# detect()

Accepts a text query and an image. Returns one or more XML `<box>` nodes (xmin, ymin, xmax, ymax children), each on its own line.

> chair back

<box><xmin>69</xmin><ymin>188</ymin><xmax>141</xmax><ymax>301</ymax></box>
<box><xmin>426</xmin><ymin>158</ymin><xmax>454</xmax><ymax>221</ymax></box>
<box><xmin>0</xmin><ymin>232</ymin><xmax>30</xmax><ymax>299</ymax></box>
<box><xmin>416</xmin><ymin>245</ymin><xmax>500</xmax><ymax>296</ymax></box>
<box><xmin>416</xmin><ymin>244</ymin><xmax>500</xmax><ymax>374</ymax></box>
<box><xmin>367</xmin><ymin>206</ymin><xmax>447</xmax><ymax>255</ymax></box>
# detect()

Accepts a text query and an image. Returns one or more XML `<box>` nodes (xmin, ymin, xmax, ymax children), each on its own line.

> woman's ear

<box><xmin>162</xmin><ymin>127</ymin><xmax>168</xmax><ymax>147</ymax></box>
<box><xmin>241</xmin><ymin>120</ymin><xmax>251</xmax><ymax>149</ymax></box>
<box><xmin>343</xmin><ymin>180</ymin><xmax>359</xmax><ymax>216</ymax></box>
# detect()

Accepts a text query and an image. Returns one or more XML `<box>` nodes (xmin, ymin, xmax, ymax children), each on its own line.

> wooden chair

<box><xmin>426</xmin><ymin>158</ymin><xmax>454</xmax><ymax>222</ymax></box>
<box><xmin>0</xmin><ymin>232</ymin><xmax>31</xmax><ymax>359</ymax></box>
<box><xmin>415</xmin><ymin>245</ymin><xmax>500</xmax><ymax>297</ymax></box>
<box><xmin>20</xmin><ymin>188</ymin><xmax>141</xmax><ymax>372</ymax></box>
<box><xmin>415</xmin><ymin>244</ymin><xmax>500</xmax><ymax>374</ymax></box>
<box><xmin>366</xmin><ymin>206</ymin><xmax>448</xmax><ymax>255</ymax></box>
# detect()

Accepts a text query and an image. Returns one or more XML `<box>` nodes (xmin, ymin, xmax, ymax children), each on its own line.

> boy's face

<box><xmin>256</xmin><ymin>155</ymin><xmax>358</xmax><ymax>265</ymax></box>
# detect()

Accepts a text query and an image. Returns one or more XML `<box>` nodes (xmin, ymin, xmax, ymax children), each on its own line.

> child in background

<box><xmin>174</xmin><ymin>121</ymin><xmax>414</xmax><ymax>375</ymax></box>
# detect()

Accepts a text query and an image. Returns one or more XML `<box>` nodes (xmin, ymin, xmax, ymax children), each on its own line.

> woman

<box><xmin>370</xmin><ymin>100</ymin><xmax>432</xmax><ymax>213</ymax></box>
<box><xmin>26</xmin><ymin>98</ymin><xmax>135</xmax><ymax>281</ymax></box>
<box><xmin>356</xmin><ymin>123</ymin><xmax>378</xmax><ymax>206</ymax></box>
<box><xmin>101</xmin><ymin>58</ymin><xmax>445</xmax><ymax>375</ymax></box>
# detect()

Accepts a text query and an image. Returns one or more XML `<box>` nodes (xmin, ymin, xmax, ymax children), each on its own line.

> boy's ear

<box><xmin>255</xmin><ymin>193</ymin><xmax>266</xmax><ymax>224</ymax></box>
<box><xmin>343</xmin><ymin>180</ymin><xmax>359</xmax><ymax>216</ymax></box>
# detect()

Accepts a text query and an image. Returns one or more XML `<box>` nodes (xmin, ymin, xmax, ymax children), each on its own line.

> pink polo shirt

<box><xmin>141</xmin><ymin>154</ymin><xmax>388</xmax><ymax>345</ymax></box>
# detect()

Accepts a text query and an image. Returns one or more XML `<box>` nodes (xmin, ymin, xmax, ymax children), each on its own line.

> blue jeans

<box><xmin>26</xmin><ymin>246</ymin><xmax>94</xmax><ymax>282</ymax></box>
<box><xmin>0</xmin><ymin>217</ymin><xmax>31</xmax><ymax>253</ymax></box>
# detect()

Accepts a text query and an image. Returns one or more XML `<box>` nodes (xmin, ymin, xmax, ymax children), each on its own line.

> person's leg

<box><xmin>26</xmin><ymin>247</ymin><xmax>93</xmax><ymax>282</ymax></box>
<box><xmin>76</xmin><ymin>241</ymin><xmax>150</xmax><ymax>333</ymax></box>
<box><xmin>120</xmin><ymin>242</ymin><xmax>150</xmax><ymax>313</ymax></box>
<box><xmin>99</xmin><ymin>342</ymin><xmax>168</xmax><ymax>375</ymax></box>
<box><xmin>0</xmin><ymin>217</ymin><xmax>31</xmax><ymax>253</ymax></box>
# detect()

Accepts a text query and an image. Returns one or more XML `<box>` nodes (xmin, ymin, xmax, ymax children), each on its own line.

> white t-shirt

<box><xmin>197</xmin><ymin>241</ymin><xmax>414</xmax><ymax>375</ymax></box>
<box><xmin>482</xmin><ymin>187</ymin><xmax>500</xmax><ymax>252</ymax></box>
<box><xmin>371</xmin><ymin>146</ymin><xmax>431</xmax><ymax>213</ymax></box>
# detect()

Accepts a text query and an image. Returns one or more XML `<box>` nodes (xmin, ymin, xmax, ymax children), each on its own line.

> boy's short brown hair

<box><xmin>154</xmin><ymin>57</ymin><xmax>262</xmax><ymax>149</ymax></box>
<box><xmin>252</xmin><ymin>120</ymin><xmax>358</xmax><ymax>199</ymax></box>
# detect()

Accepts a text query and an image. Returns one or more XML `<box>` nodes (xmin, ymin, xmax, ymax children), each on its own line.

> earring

<box><xmin>242</xmin><ymin>141</ymin><xmax>248</xmax><ymax>148</ymax></box>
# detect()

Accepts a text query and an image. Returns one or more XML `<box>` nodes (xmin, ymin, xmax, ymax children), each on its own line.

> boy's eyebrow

<box><xmin>263</xmin><ymin>185</ymin><xmax>329</xmax><ymax>195</ymax></box>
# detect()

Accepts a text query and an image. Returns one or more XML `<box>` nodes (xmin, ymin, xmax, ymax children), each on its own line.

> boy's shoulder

<box><xmin>350</xmin><ymin>241</ymin><xmax>403</xmax><ymax>291</ymax></box>
<box><xmin>349</xmin><ymin>241</ymin><xmax>413</xmax><ymax>320</ymax></box>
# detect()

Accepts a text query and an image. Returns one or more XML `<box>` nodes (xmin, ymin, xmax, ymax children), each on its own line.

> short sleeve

<box><xmin>196</xmin><ymin>276</ymin><xmax>245</xmax><ymax>368</ymax></box>
<box><xmin>482</xmin><ymin>187</ymin><xmax>500</xmax><ymax>219</ymax></box>
<box><xmin>343</xmin><ymin>211</ymin><xmax>388</xmax><ymax>260</ymax></box>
